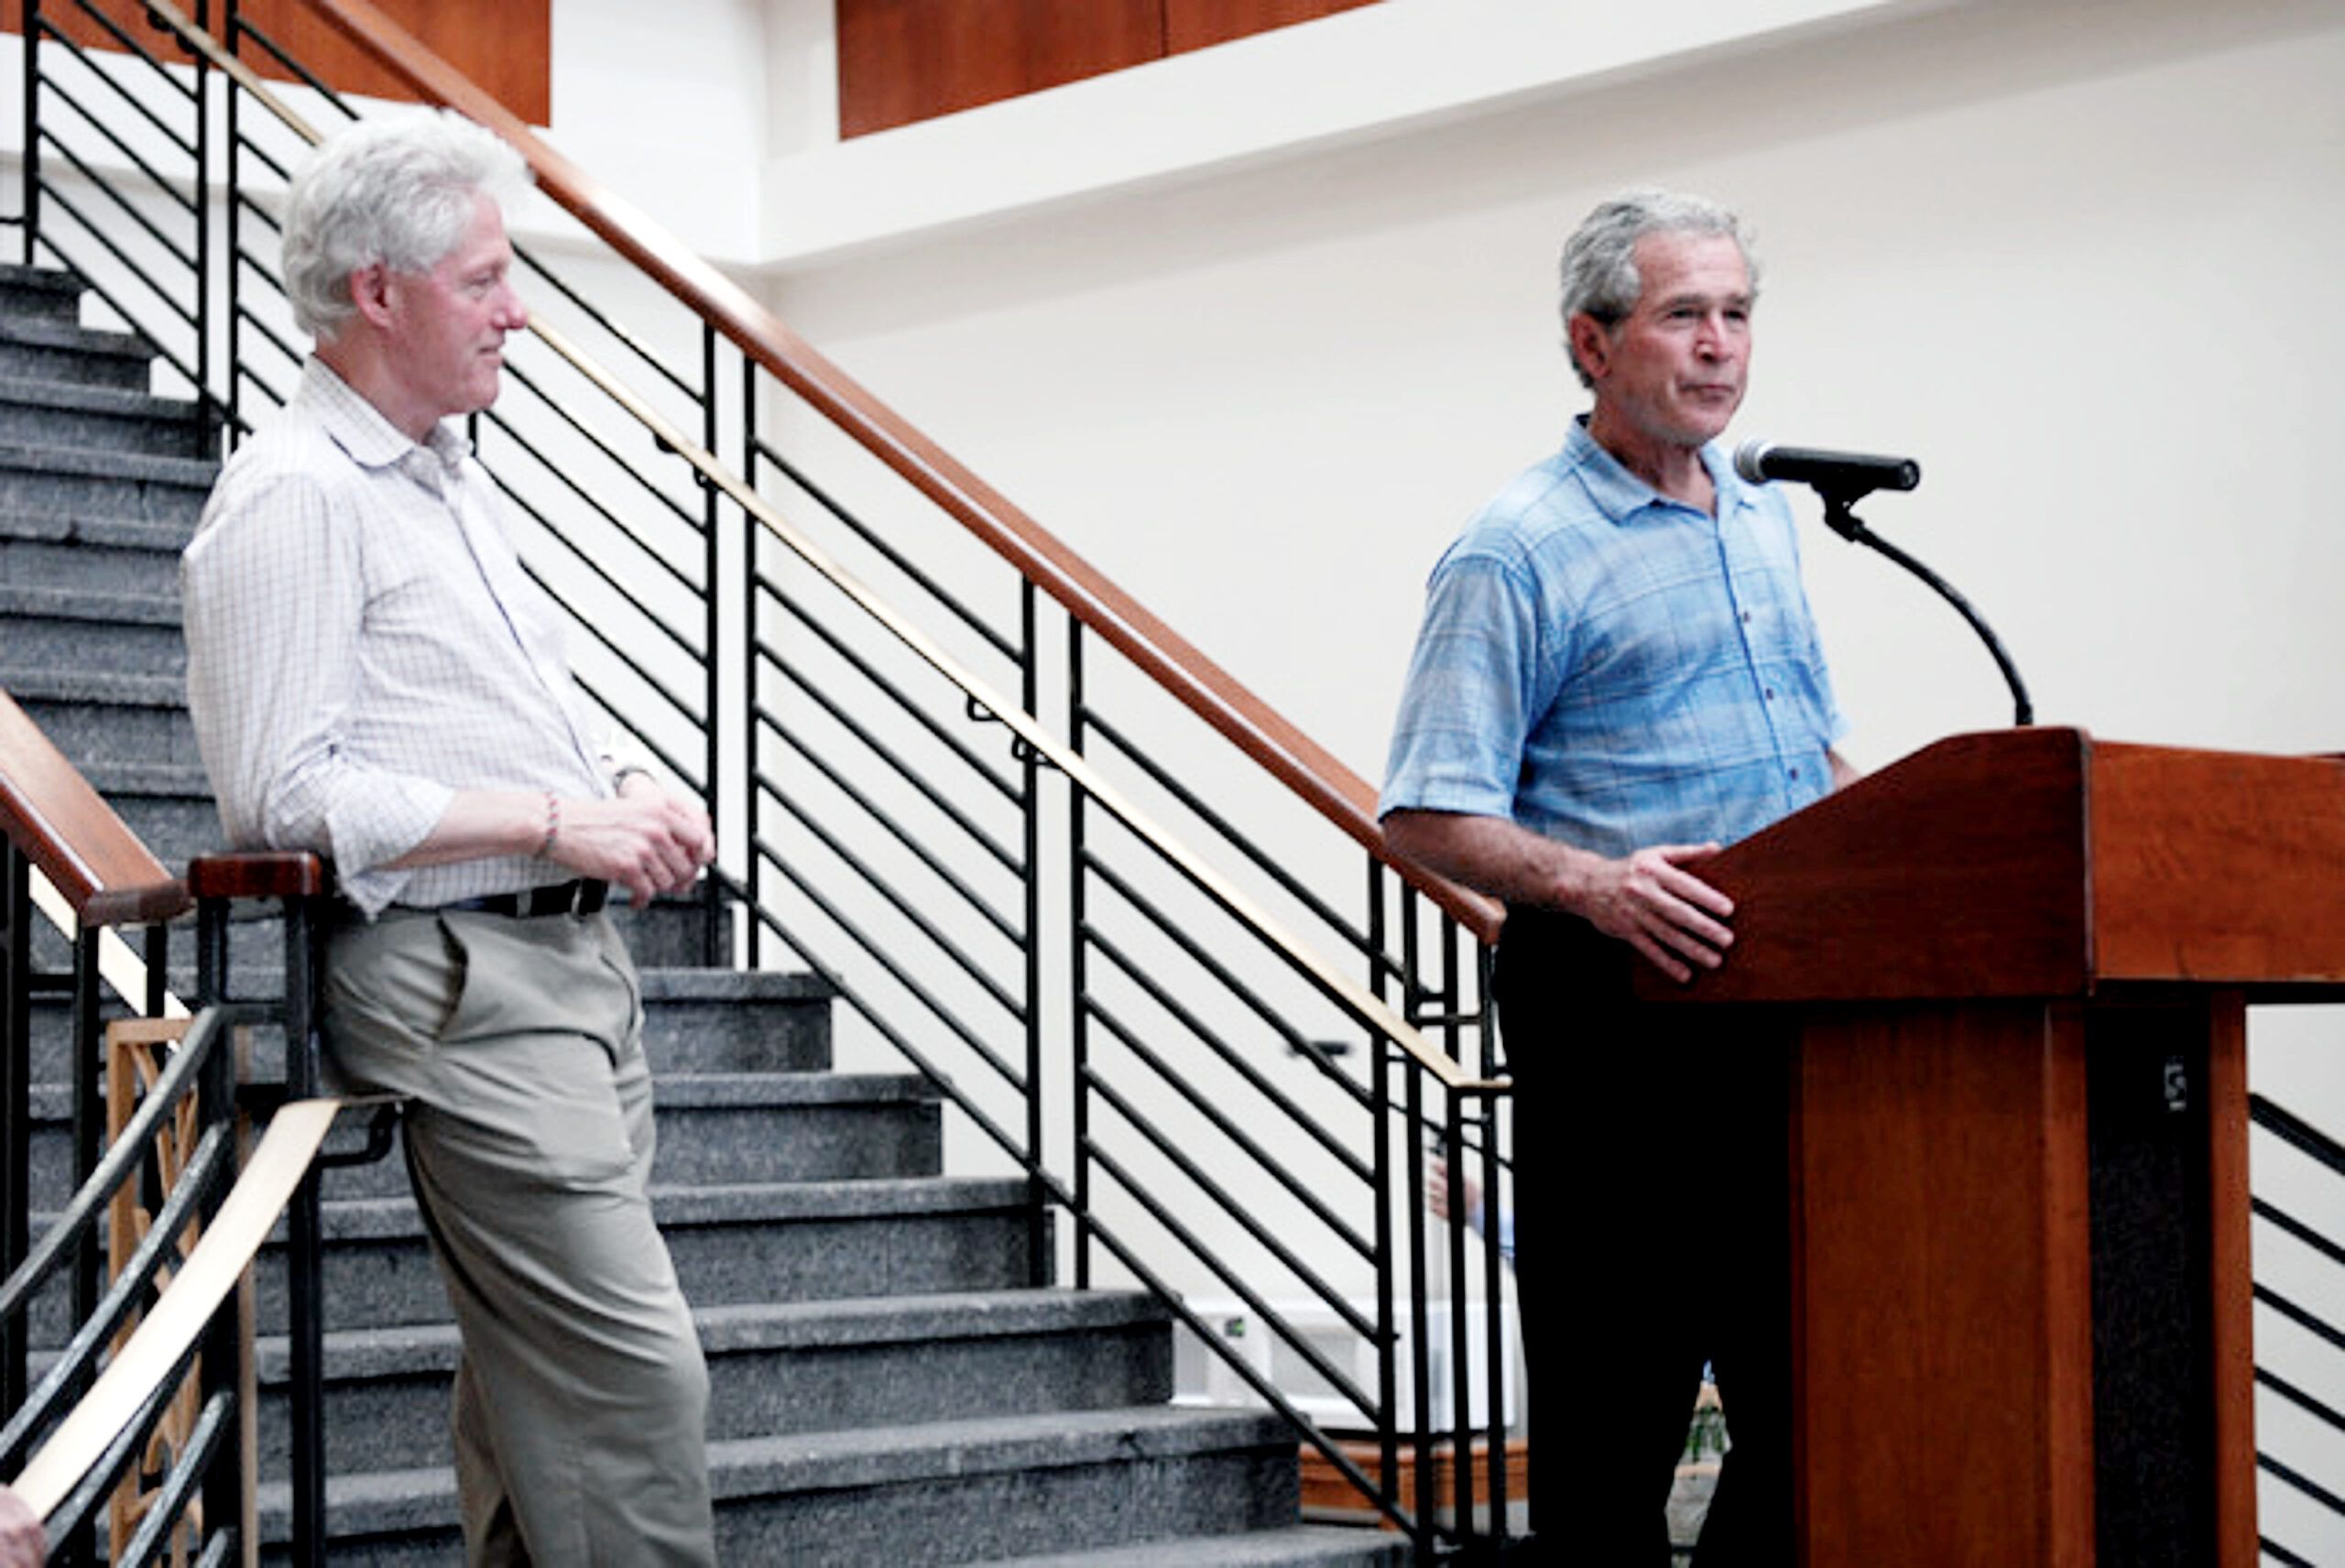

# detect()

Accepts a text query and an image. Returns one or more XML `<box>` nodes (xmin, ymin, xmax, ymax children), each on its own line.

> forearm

<box><xmin>391</xmin><ymin>783</ymin><xmax>716</xmax><ymax>905</ymax></box>
<box><xmin>1380</xmin><ymin>809</ymin><xmax>1607</xmax><ymax>916</ymax></box>
<box><xmin>1382</xmin><ymin>807</ymin><xmax>1733</xmax><ymax>983</ymax></box>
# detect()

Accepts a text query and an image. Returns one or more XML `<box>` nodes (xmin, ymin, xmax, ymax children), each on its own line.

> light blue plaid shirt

<box><xmin>1380</xmin><ymin>419</ymin><xmax>1847</xmax><ymax>857</ymax></box>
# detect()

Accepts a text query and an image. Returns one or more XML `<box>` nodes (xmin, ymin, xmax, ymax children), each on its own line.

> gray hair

<box><xmin>1557</xmin><ymin>189</ymin><xmax>1759</xmax><ymax>388</ymax></box>
<box><xmin>281</xmin><ymin>110</ymin><xmax>531</xmax><ymax>341</ymax></box>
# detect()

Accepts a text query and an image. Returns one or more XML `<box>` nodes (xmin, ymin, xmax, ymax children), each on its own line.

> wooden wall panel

<box><xmin>838</xmin><ymin>0</ymin><xmax>1163</xmax><ymax>139</ymax></box>
<box><xmin>839</xmin><ymin>0</ymin><xmax>1383</xmax><ymax>138</ymax></box>
<box><xmin>1164</xmin><ymin>0</ymin><xmax>1377</xmax><ymax>54</ymax></box>
<box><xmin>4</xmin><ymin>0</ymin><xmax>551</xmax><ymax>126</ymax></box>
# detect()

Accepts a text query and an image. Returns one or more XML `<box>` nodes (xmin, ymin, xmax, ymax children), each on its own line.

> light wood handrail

<box><xmin>8</xmin><ymin>1097</ymin><xmax>343</xmax><ymax>1521</ymax></box>
<box><xmin>0</xmin><ymin>685</ymin><xmax>190</xmax><ymax>930</ymax></box>
<box><xmin>282</xmin><ymin>0</ymin><xmax>1501</xmax><ymax>948</ymax></box>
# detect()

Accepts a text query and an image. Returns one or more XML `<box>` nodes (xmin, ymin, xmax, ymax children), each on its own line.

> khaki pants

<box><xmin>322</xmin><ymin>907</ymin><xmax>715</xmax><ymax>1568</ymax></box>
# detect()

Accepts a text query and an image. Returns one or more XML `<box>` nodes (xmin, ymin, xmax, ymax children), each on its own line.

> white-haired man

<box><xmin>1381</xmin><ymin>189</ymin><xmax>1858</xmax><ymax>1563</ymax></box>
<box><xmin>182</xmin><ymin>111</ymin><xmax>717</xmax><ymax>1566</ymax></box>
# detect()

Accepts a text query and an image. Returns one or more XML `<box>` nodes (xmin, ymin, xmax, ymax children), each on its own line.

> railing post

<box><xmin>283</xmin><ymin>892</ymin><xmax>328</xmax><ymax>1566</ymax></box>
<box><xmin>1065</xmin><ymin>617</ymin><xmax>1093</xmax><ymax>1290</ymax></box>
<box><xmin>193</xmin><ymin>930</ymin><xmax>249</xmax><ymax>1568</ymax></box>
<box><xmin>16</xmin><ymin>0</ymin><xmax>37</xmax><ymax>266</ymax></box>
<box><xmin>1020</xmin><ymin>582</ymin><xmax>1047</xmax><ymax>1285</ymax></box>
<box><xmin>1</xmin><ymin>846</ymin><xmax>29</xmax><ymax>1421</ymax></box>
<box><xmin>224</xmin><ymin>0</ymin><xmax>248</xmax><ymax>450</ymax></box>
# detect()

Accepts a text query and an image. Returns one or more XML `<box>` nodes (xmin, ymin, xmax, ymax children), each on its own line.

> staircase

<box><xmin>0</xmin><ymin>260</ymin><xmax>1406</xmax><ymax>1566</ymax></box>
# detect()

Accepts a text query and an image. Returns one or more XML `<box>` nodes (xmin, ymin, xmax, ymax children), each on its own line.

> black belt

<box><xmin>436</xmin><ymin>879</ymin><xmax>610</xmax><ymax>918</ymax></box>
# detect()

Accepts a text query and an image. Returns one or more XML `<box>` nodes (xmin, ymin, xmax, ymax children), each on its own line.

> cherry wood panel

<box><xmin>837</xmin><ymin>0</ymin><xmax>1162</xmax><ymax>138</ymax></box>
<box><xmin>838</xmin><ymin>0</ymin><xmax>1385</xmax><ymax>136</ymax></box>
<box><xmin>1792</xmin><ymin>1000</ymin><xmax>2096</xmax><ymax>1566</ymax></box>
<box><xmin>1643</xmin><ymin>726</ymin><xmax>2096</xmax><ymax>1004</ymax></box>
<box><xmin>2089</xmin><ymin>743</ymin><xmax>2345</xmax><ymax>985</ymax></box>
<box><xmin>0</xmin><ymin>686</ymin><xmax>188</xmax><ymax>928</ymax></box>
<box><xmin>1164</xmin><ymin>0</ymin><xmax>1378</xmax><ymax>52</ymax></box>
<box><xmin>1640</xmin><ymin>727</ymin><xmax>2345</xmax><ymax>1005</ymax></box>
<box><xmin>2</xmin><ymin>0</ymin><xmax>550</xmax><ymax>125</ymax></box>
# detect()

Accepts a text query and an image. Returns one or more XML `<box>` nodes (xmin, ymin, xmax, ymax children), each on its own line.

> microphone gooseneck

<box><xmin>1739</xmin><ymin>437</ymin><xmax>2032</xmax><ymax>727</ymax></box>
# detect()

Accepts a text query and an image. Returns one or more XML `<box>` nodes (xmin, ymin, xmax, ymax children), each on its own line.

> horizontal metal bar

<box><xmin>753</xmin><ymin>652</ymin><xmax>1023</xmax><ymax>831</ymax></box>
<box><xmin>1082</xmin><ymin>854</ymin><xmax>1379</xmax><ymax>1114</ymax></box>
<box><xmin>2255</xmin><ymin>1282</ymin><xmax>2345</xmax><ymax>1356</ymax></box>
<box><xmin>1082</xmin><ymin>923</ymin><xmax>1369</xmax><ymax>1163</ymax></box>
<box><xmin>2252</xmin><ymin>1197</ymin><xmax>2345</xmax><ymax>1273</ymax></box>
<box><xmin>1083</xmin><ymin>1137</ymin><xmax>1380</xmax><ymax>1418</ymax></box>
<box><xmin>743</xmin><ymin>836</ymin><xmax>1028</xmax><ymax>1093</ymax></box>
<box><xmin>2257</xmin><ymin>1367</ymin><xmax>2345</xmax><ymax>1437</ymax></box>
<box><xmin>748</xmin><ymin>433</ymin><xmax>1020</xmax><ymax>663</ymax></box>
<box><xmin>2259</xmin><ymin>1452</ymin><xmax>2345</xmax><ymax>1520</ymax></box>
<box><xmin>752</xmin><ymin>777</ymin><xmax>1024</xmax><ymax>1015</ymax></box>
<box><xmin>1082</xmin><ymin>996</ymin><xmax>1373</xmax><ymax>1255</ymax></box>
<box><xmin>2253</xmin><ymin>1094</ymin><xmax>2345</xmax><ymax>1181</ymax></box>
<box><xmin>753</xmin><ymin>735</ymin><xmax>1023</xmax><ymax>943</ymax></box>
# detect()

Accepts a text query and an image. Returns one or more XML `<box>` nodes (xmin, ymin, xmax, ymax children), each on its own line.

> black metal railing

<box><xmin>2252</xmin><ymin>1093</ymin><xmax>2345</xmax><ymax>1566</ymax></box>
<box><xmin>11</xmin><ymin>0</ymin><xmax>1523</xmax><ymax>1557</ymax></box>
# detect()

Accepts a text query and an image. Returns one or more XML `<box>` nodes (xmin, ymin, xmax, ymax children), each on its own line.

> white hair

<box><xmin>280</xmin><ymin>110</ymin><xmax>531</xmax><ymax>341</ymax></box>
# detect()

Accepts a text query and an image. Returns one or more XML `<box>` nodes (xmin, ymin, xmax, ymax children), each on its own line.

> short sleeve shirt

<box><xmin>1380</xmin><ymin>419</ymin><xmax>1847</xmax><ymax>857</ymax></box>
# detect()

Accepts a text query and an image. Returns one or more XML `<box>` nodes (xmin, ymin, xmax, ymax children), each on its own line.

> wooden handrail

<box><xmin>0</xmin><ymin>686</ymin><xmax>190</xmax><ymax>929</ymax></box>
<box><xmin>289</xmin><ymin>0</ymin><xmax>1503</xmax><ymax>949</ymax></box>
<box><xmin>7</xmin><ymin>1097</ymin><xmax>344</xmax><ymax>1520</ymax></box>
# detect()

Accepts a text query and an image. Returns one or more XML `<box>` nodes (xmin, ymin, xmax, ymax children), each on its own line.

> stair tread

<box><xmin>967</xmin><ymin>1525</ymin><xmax>1407</xmax><ymax>1567</ymax></box>
<box><xmin>0</xmin><ymin>436</ymin><xmax>214</xmax><ymax>485</ymax></box>
<box><xmin>647</xmin><ymin>1070</ymin><xmax>936</xmax><ymax>1106</ymax></box>
<box><xmin>712</xmin><ymin>1404</ymin><xmax>1296</xmax><ymax>1490</ymax></box>
<box><xmin>260</xmin><ymin>1288</ymin><xmax>1172</xmax><ymax>1377</ymax></box>
<box><xmin>0</xmin><ymin>581</ymin><xmax>181</xmax><ymax>620</ymax></box>
<box><xmin>0</xmin><ymin>663</ymin><xmax>183</xmax><ymax>703</ymax></box>
<box><xmin>0</xmin><ymin>314</ymin><xmax>153</xmax><ymax>358</ymax></box>
<box><xmin>0</xmin><ymin>372</ymin><xmax>206</xmax><ymax>422</ymax></box>
<box><xmin>0</xmin><ymin>505</ymin><xmax>195</xmax><ymax>551</ymax></box>
<box><xmin>312</xmin><ymin>1173</ymin><xmax>1034</xmax><ymax>1238</ymax></box>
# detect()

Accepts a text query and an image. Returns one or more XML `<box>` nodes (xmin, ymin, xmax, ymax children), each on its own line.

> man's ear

<box><xmin>347</xmin><ymin>263</ymin><xmax>397</xmax><ymax>329</ymax></box>
<box><xmin>1566</xmin><ymin>312</ymin><xmax>1611</xmax><ymax>385</ymax></box>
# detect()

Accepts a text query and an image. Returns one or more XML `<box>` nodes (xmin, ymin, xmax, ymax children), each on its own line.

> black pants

<box><xmin>1494</xmin><ymin>907</ymin><xmax>1795</xmax><ymax>1566</ymax></box>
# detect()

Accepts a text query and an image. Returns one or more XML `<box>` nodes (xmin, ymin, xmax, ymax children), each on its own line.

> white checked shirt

<box><xmin>182</xmin><ymin>359</ymin><xmax>615</xmax><ymax>916</ymax></box>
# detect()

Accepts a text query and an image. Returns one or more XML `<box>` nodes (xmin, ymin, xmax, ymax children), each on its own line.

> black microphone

<box><xmin>1733</xmin><ymin>440</ymin><xmax>1921</xmax><ymax>498</ymax></box>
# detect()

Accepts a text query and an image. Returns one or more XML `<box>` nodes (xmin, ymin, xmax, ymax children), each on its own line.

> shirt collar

<box><xmin>299</xmin><ymin>357</ymin><xmax>473</xmax><ymax>477</ymax></box>
<box><xmin>1563</xmin><ymin>415</ymin><xmax>1757</xmax><ymax>525</ymax></box>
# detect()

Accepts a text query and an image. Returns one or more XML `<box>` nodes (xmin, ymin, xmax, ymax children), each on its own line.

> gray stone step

<box><xmin>259</xmin><ymin>1289</ymin><xmax>1175</xmax><ymax>1476</ymax></box>
<box><xmin>971</xmin><ymin>1527</ymin><xmax>1408</xmax><ymax>1567</ymax></box>
<box><xmin>0</xmin><ymin>438</ymin><xmax>213</xmax><ymax>527</ymax></box>
<box><xmin>0</xmin><ymin>582</ymin><xmax>186</xmax><ymax>678</ymax></box>
<box><xmin>3</xmin><ymin>666</ymin><xmax>199</xmax><ymax>769</ymax></box>
<box><xmin>255</xmin><ymin>1407</ymin><xmax>1311</xmax><ymax>1567</ymax></box>
<box><xmin>0</xmin><ymin>265</ymin><xmax>87</xmax><ymax>326</ymax></box>
<box><xmin>0</xmin><ymin>505</ymin><xmax>192</xmax><ymax>594</ymax></box>
<box><xmin>74</xmin><ymin>756</ymin><xmax>218</xmax><ymax>869</ymax></box>
<box><xmin>0</xmin><ymin>313</ymin><xmax>158</xmax><ymax>394</ymax></box>
<box><xmin>253</xmin><ymin>1176</ymin><xmax>1050</xmax><ymax>1332</ymax></box>
<box><xmin>310</xmin><ymin>1071</ymin><xmax>942</xmax><ymax>1201</ymax></box>
<box><xmin>634</xmin><ymin>966</ymin><xmax>835</xmax><ymax>1073</ymax></box>
<box><xmin>707</xmin><ymin>1407</ymin><xmax>1307</xmax><ymax>1566</ymax></box>
<box><xmin>0</xmin><ymin>375</ymin><xmax>213</xmax><ymax>460</ymax></box>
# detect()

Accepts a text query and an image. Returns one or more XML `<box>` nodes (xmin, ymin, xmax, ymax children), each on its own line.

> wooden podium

<box><xmin>1633</xmin><ymin>726</ymin><xmax>2345</xmax><ymax>1567</ymax></box>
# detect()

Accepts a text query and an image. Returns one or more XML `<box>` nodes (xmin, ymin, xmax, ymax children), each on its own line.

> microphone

<box><xmin>1733</xmin><ymin>440</ymin><xmax>1920</xmax><ymax>499</ymax></box>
